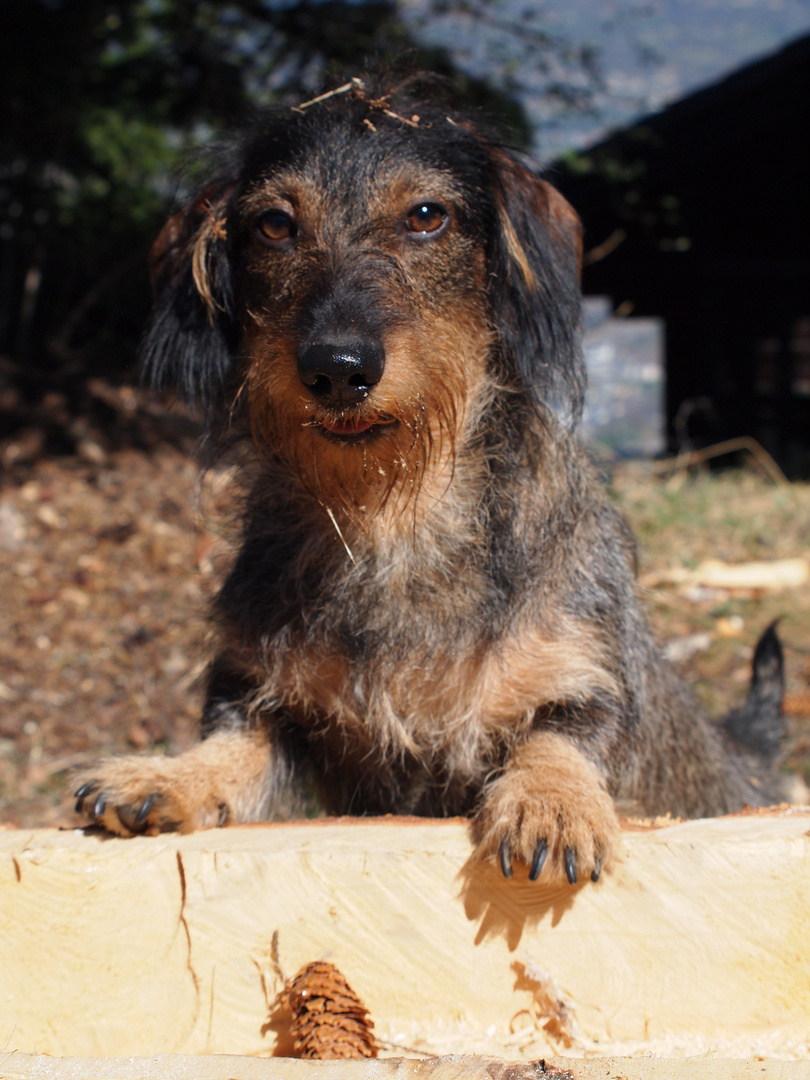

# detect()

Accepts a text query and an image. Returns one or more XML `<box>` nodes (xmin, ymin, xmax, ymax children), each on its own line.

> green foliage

<box><xmin>0</xmin><ymin>0</ymin><xmax>247</xmax><ymax>382</ymax></box>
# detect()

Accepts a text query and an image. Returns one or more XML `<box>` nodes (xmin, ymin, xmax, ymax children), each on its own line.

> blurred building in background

<box><xmin>554</xmin><ymin>33</ymin><xmax>810</xmax><ymax>475</ymax></box>
<box><xmin>580</xmin><ymin>297</ymin><xmax>665</xmax><ymax>459</ymax></box>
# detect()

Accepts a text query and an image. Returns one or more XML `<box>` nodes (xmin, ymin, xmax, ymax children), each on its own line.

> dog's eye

<box><xmin>256</xmin><ymin>209</ymin><xmax>297</xmax><ymax>246</ymax></box>
<box><xmin>404</xmin><ymin>202</ymin><xmax>449</xmax><ymax>238</ymax></box>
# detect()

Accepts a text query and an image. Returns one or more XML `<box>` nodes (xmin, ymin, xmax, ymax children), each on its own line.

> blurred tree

<box><xmin>2</xmin><ymin>0</ymin><xmax>260</xmax><ymax>395</ymax></box>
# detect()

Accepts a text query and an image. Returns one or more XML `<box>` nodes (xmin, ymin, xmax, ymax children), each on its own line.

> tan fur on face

<box><xmin>245</xmin><ymin>306</ymin><xmax>495</xmax><ymax>532</ymax></box>
<box><xmin>236</xmin><ymin>159</ymin><xmax>496</xmax><ymax>528</ymax></box>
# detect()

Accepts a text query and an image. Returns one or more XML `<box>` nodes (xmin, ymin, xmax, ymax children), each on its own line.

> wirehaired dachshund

<box><xmin>74</xmin><ymin>76</ymin><xmax>787</xmax><ymax>885</ymax></box>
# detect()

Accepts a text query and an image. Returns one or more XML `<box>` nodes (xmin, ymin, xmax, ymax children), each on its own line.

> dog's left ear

<box><xmin>488</xmin><ymin>149</ymin><xmax>586</xmax><ymax>428</ymax></box>
<box><xmin>141</xmin><ymin>180</ymin><xmax>237</xmax><ymax>406</ymax></box>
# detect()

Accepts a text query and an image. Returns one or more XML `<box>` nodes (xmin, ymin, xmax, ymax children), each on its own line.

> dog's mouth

<box><xmin>315</xmin><ymin>415</ymin><xmax>399</xmax><ymax>442</ymax></box>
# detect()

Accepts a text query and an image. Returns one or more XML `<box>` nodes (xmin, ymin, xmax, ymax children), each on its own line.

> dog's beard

<box><xmin>247</xmin><ymin>387</ymin><xmax>461</xmax><ymax>529</ymax></box>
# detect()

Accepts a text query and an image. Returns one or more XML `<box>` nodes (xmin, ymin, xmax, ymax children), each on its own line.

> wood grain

<box><xmin>2</xmin><ymin>810</ymin><xmax>809</xmax><ymax>1062</ymax></box>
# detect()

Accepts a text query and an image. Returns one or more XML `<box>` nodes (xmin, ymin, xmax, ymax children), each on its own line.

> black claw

<box><xmin>591</xmin><ymin>853</ymin><xmax>603</xmax><ymax>883</ymax></box>
<box><xmin>92</xmin><ymin>794</ymin><xmax>107</xmax><ymax>819</ymax></box>
<box><xmin>135</xmin><ymin>795</ymin><xmax>155</xmax><ymax>826</ymax></box>
<box><xmin>499</xmin><ymin>838</ymin><xmax>513</xmax><ymax>879</ymax></box>
<box><xmin>564</xmin><ymin>847</ymin><xmax>578</xmax><ymax>885</ymax></box>
<box><xmin>217</xmin><ymin>802</ymin><xmax>229</xmax><ymax>827</ymax></box>
<box><xmin>528</xmin><ymin>838</ymin><xmax>548</xmax><ymax>882</ymax></box>
<box><xmin>75</xmin><ymin>786</ymin><xmax>97</xmax><ymax>814</ymax></box>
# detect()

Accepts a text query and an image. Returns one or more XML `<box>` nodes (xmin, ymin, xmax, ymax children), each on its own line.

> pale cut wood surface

<box><xmin>0</xmin><ymin>1053</ymin><xmax>808</xmax><ymax>1080</ymax></box>
<box><xmin>2</xmin><ymin>810</ymin><xmax>810</xmax><ymax>1062</ymax></box>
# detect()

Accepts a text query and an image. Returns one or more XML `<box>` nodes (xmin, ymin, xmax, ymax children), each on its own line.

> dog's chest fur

<box><xmin>216</xmin><ymin>460</ymin><xmax>621</xmax><ymax>807</ymax></box>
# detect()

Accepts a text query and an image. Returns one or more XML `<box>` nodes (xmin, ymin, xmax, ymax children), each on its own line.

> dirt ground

<box><xmin>1</xmin><ymin>393</ymin><xmax>809</xmax><ymax>830</ymax></box>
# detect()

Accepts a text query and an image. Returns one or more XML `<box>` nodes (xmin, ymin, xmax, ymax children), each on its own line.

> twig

<box><xmin>651</xmin><ymin>436</ymin><xmax>788</xmax><ymax>485</ymax></box>
<box><xmin>293</xmin><ymin>79</ymin><xmax>364</xmax><ymax>112</ymax></box>
<box><xmin>293</xmin><ymin>78</ymin><xmax>420</xmax><ymax>127</ymax></box>
<box><xmin>583</xmin><ymin>228</ymin><xmax>626</xmax><ymax>266</ymax></box>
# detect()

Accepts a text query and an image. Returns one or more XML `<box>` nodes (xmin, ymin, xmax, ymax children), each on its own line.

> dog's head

<box><xmin>144</xmin><ymin>78</ymin><xmax>584</xmax><ymax>513</ymax></box>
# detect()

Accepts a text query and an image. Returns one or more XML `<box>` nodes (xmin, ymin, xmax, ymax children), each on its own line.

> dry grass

<box><xmin>611</xmin><ymin>462</ymin><xmax>810</xmax><ymax>779</ymax></box>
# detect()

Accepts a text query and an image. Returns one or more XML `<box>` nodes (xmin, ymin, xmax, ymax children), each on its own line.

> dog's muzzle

<box><xmin>297</xmin><ymin>341</ymin><xmax>385</xmax><ymax>408</ymax></box>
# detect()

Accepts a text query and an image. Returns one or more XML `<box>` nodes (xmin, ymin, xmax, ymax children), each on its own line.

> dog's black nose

<box><xmin>297</xmin><ymin>342</ymin><xmax>385</xmax><ymax>406</ymax></box>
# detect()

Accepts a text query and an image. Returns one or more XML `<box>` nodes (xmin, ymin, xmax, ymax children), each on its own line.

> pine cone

<box><xmin>281</xmin><ymin>960</ymin><xmax>378</xmax><ymax>1060</ymax></box>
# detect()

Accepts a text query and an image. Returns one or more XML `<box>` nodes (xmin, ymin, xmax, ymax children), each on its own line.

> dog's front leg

<box><xmin>73</xmin><ymin>726</ymin><xmax>289</xmax><ymax>837</ymax></box>
<box><xmin>474</xmin><ymin>729</ymin><xmax>621</xmax><ymax>885</ymax></box>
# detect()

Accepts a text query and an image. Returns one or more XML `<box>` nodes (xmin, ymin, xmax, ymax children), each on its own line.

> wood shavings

<box><xmin>639</xmin><ymin>556</ymin><xmax>809</xmax><ymax>594</ymax></box>
<box><xmin>511</xmin><ymin>958</ymin><xmax>580</xmax><ymax>1051</ymax></box>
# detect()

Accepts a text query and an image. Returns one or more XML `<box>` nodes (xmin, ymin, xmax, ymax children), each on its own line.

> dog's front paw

<box><xmin>73</xmin><ymin>756</ymin><xmax>229</xmax><ymax>837</ymax></box>
<box><xmin>73</xmin><ymin>729</ymin><xmax>275</xmax><ymax>837</ymax></box>
<box><xmin>474</xmin><ymin>732</ymin><xmax>620</xmax><ymax>885</ymax></box>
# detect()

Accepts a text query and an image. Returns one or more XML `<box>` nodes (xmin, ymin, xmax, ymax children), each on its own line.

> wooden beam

<box><xmin>0</xmin><ymin>1052</ymin><xmax>805</xmax><ymax>1080</ymax></box>
<box><xmin>2</xmin><ymin>810</ymin><xmax>809</xmax><ymax>1064</ymax></box>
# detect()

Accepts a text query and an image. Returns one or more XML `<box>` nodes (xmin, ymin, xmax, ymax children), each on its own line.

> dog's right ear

<box><xmin>141</xmin><ymin>181</ymin><xmax>236</xmax><ymax>406</ymax></box>
<box><xmin>486</xmin><ymin>148</ymin><xmax>586</xmax><ymax>430</ymax></box>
